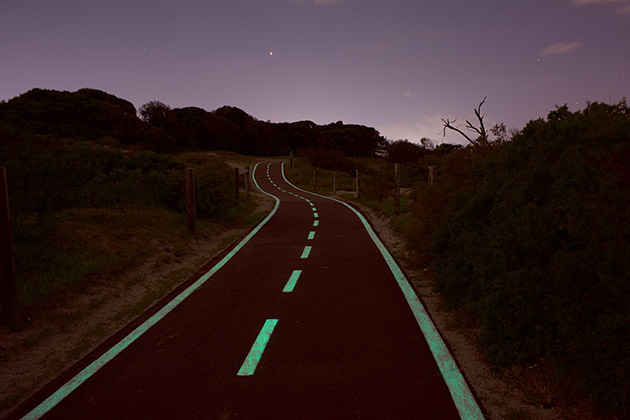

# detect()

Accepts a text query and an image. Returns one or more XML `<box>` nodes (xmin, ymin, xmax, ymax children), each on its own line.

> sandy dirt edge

<box><xmin>0</xmin><ymin>193</ymin><xmax>274</xmax><ymax>418</ymax></box>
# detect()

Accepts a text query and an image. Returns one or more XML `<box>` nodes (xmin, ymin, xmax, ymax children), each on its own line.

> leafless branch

<box><xmin>473</xmin><ymin>96</ymin><xmax>488</xmax><ymax>141</ymax></box>
<box><xmin>442</xmin><ymin>97</ymin><xmax>489</xmax><ymax>146</ymax></box>
<box><xmin>466</xmin><ymin>119</ymin><xmax>484</xmax><ymax>136</ymax></box>
<box><xmin>442</xmin><ymin>117</ymin><xmax>475</xmax><ymax>144</ymax></box>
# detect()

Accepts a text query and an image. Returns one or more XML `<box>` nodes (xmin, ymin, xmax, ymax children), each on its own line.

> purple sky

<box><xmin>1</xmin><ymin>0</ymin><xmax>628</xmax><ymax>145</ymax></box>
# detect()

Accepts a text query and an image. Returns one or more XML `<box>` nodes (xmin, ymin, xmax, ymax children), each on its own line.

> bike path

<box><xmin>6</xmin><ymin>161</ymin><xmax>482</xmax><ymax>420</ymax></box>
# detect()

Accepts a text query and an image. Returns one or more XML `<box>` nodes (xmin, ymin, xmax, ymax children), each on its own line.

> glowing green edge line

<box><xmin>20</xmin><ymin>162</ymin><xmax>281</xmax><ymax>420</ymax></box>
<box><xmin>237</xmin><ymin>319</ymin><xmax>279</xmax><ymax>376</ymax></box>
<box><xmin>280</xmin><ymin>162</ymin><xmax>484</xmax><ymax>420</ymax></box>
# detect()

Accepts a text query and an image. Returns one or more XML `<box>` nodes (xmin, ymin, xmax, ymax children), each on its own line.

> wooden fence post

<box><xmin>186</xmin><ymin>168</ymin><xmax>196</xmax><ymax>235</ymax></box>
<box><xmin>245</xmin><ymin>165</ymin><xmax>251</xmax><ymax>200</ymax></box>
<box><xmin>234</xmin><ymin>167</ymin><xmax>240</xmax><ymax>201</ymax></box>
<box><xmin>355</xmin><ymin>169</ymin><xmax>360</xmax><ymax>198</ymax></box>
<box><xmin>0</xmin><ymin>167</ymin><xmax>20</xmax><ymax>330</ymax></box>
<box><xmin>289</xmin><ymin>151</ymin><xmax>294</xmax><ymax>169</ymax></box>
<box><xmin>333</xmin><ymin>171</ymin><xmax>336</xmax><ymax>194</ymax></box>
<box><xmin>428</xmin><ymin>166</ymin><xmax>437</xmax><ymax>185</ymax></box>
<box><xmin>312</xmin><ymin>170</ymin><xmax>316</xmax><ymax>191</ymax></box>
<box><xmin>394</xmin><ymin>163</ymin><xmax>400</xmax><ymax>214</ymax></box>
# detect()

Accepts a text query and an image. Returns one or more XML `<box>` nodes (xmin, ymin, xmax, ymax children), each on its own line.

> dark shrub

<box><xmin>431</xmin><ymin>101</ymin><xmax>630</xmax><ymax>414</ymax></box>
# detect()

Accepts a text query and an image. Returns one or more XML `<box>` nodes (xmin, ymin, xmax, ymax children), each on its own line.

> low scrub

<box><xmin>299</xmin><ymin>148</ymin><xmax>355</xmax><ymax>174</ymax></box>
<box><xmin>194</xmin><ymin>158</ymin><xmax>238</xmax><ymax>221</ymax></box>
<box><xmin>1</xmin><ymin>138</ymin><xmax>247</xmax><ymax>310</ymax></box>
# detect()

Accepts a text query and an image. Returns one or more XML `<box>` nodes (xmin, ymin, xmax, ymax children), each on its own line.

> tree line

<box><xmin>0</xmin><ymin>88</ymin><xmax>387</xmax><ymax>157</ymax></box>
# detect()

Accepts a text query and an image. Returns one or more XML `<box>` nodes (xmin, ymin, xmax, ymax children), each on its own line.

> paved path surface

<box><xmin>6</xmin><ymin>161</ymin><xmax>483</xmax><ymax>420</ymax></box>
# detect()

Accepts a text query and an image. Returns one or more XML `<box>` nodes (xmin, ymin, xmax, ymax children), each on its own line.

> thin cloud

<box><xmin>570</xmin><ymin>0</ymin><xmax>630</xmax><ymax>14</ymax></box>
<box><xmin>571</xmin><ymin>0</ymin><xmax>624</xmax><ymax>4</ymax></box>
<box><xmin>541</xmin><ymin>41</ymin><xmax>582</xmax><ymax>57</ymax></box>
<box><xmin>287</xmin><ymin>0</ymin><xmax>339</xmax><ymax>4</ymax></box>
<box><xmin>376</xmin><ymin>114</ymin><xmax>470</xmax><ymax>145</ymax></box>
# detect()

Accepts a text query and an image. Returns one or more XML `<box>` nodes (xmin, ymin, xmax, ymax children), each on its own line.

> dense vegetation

<box><xmin>430</xmin><ymin>101</ymin><xmax>629</xmax><ymax>414</ymax></box>
<box><xmin>0</xmin><ymin>90</ymin><xmax>251</xmax><ymax>309</ymax></box>
<box><xmin>0</xmin><ymin>88</ymin><xmax>174</xmax><ymax>151</ymax></box>
<box><xmin>0</xmin><ymin>88</ymin><xmax>386</xmax><ymax>156</ymax></box>
<box><xmin>0</xmin><ymin>131</ymin><xmax>241</xmax><ymax>306</ymax></box>
<box><xmin>394</xmin><ymin>101</ymin><xmax>628</xmax><ymax>416</ymax></box>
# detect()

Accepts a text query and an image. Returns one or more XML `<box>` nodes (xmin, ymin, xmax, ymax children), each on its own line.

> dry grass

<box><xmin>0</xmin><ymin>190</ymin><xmax>273</xmax><ymax>417</ymax></box>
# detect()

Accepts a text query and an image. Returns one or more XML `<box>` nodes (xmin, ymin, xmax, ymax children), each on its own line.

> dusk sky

<box><xmin>1</xmin><ymin>0</ymin><xmax>628</xmax><ymax>145</ymax></box>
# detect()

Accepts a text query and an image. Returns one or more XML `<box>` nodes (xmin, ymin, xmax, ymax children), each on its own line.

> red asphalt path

<box><xmin>5</xmin><ymin>161</ymin><xmax>482</xmax><ymax>420</ymax></box>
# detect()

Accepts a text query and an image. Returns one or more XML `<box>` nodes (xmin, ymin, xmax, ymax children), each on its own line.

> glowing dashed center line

<box><xmin>311</xmin><ymin>207</ymin><xmax>317</xmax><ymax>212</ymax></box>
<box><xmin>282</xmin><ymin>270</ymin><xmax>302</xmax><ymax>293</ymax></box>
<box><xmin>300</xmin><ymin>246</ymin><xmax>312</xmax><ymax>259</ymax></box>
<box><xmin>314</xmin><ymin>213</ymin><xmax>319</xmax><ymax>218</ymax></box>
<box><xmin>237</xmin><ymin>319</ymin><xmax>279</xmax><ymax>376</ymax></box>
<box><xmin>313</xmin><ymin>220</ymin><xmax>319</xmax><ymax>227</ymax></box>
<box><xmin>307</xmin><ymin>231</ymin><xmax>315</xmax><ymax>240</ymax></box>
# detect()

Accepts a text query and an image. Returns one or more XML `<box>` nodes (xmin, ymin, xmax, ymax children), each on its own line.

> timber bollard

<box><xmin>355</xmin><ymin>169</ymin><xmax>360</xmax><ymax>198</ymax></box>
<box><xmin>394</xmin><ymin>163</ymin><xmax>400</xmax><ymax>214</ymax></box>
<box><xmin>245</xmin><ymin>165</ymin><xmax>251</xmax><ymax>200</ymax></box>
<box><xmin>0</xmin><ymin>167</ymin><xmax>20</xmax><ymax>330</ymax></box>
<box><xmin>289</xmin><ymin>151</ymin><xmax>294</xmax><ymax>169</ymax></box>
<box><xmin>312</xmin><ymin>170</ymin><xmax>316</xmax><ymax>191</ymax></box>
<box><xmin>186</xmin><ymin>168</ymin><xmax>196</xmax><ymax>235</ymax></box>
<box><xmin>234</xmin><ymin>167</ymin><xmax>240</xmax><ymax>201</ymax></box>
<box><xmin>333</xmin><ymin>171</ymin><xmax>336</xmax><ymax>194</ymax></box>
<box><xmin>428</xmin><ymin>165</ymin><xmax>437</xmax><ymax>185</ymax></box>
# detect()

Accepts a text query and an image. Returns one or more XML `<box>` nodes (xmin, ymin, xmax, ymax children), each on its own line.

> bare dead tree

<box><xmin>442</xmin><ymin>117</ymin><xmax>474</xmax><ymax>144</ymax></box>
<box><xmin>442</xmin><ymin>97</ymin><xmax>489</xmax><ymax>145</ymax></box>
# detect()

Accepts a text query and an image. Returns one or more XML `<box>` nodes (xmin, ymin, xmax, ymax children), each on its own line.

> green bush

<box><xmin>194</xmin><ymin>159</ymin><xmax>237</xmax><ymax>220</ymax></box>
<box><xmin>430</xmin><ymin>101</ymin><xmax>630</xmax><ymax>414</ymax></box>
<box><xmin>300</xmin><ymin>148</ymin><xmax>355</xmax><ymax>174</ymax></box>
<box><xmin>2</xmin><ymin>142</ymin><xmax>186</xmax><ymax>213</ymax></box>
